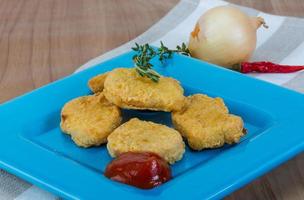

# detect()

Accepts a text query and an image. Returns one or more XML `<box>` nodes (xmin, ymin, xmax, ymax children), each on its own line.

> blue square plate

<box><xmin>0</xmin><ymin>51</ymin><xmax>303</xmax><ymax>200</ymax></box>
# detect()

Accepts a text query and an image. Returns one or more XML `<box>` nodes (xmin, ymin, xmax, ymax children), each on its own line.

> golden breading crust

<box><xmin>60</xmin><ymin>92</ymin><xmax>122</xmax><ymax>147</ymax></box>
<box><xmin>88</xmin><ymin>73</ymin><xmax>108</xmax><ymax>93</ymax></box>
<box><xmin>103</xmin><ymin>68</ymin><xmax>186</xmax><ymax>112</ymax></box>
<box><xmin>107</xmin><ymin>118</ymin><xmax>185</xmax><ymax>164</ymax></box>
<box><xmin>172</xmin><ymin>94</ymin><xmax>245</xmax><ymax>150</ymax></box>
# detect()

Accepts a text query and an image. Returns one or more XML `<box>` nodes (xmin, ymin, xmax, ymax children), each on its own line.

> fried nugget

<box><xmin>107</xmin><ymin>118</ymin><xmax>185</xmax><ymax>164</ymax></box>
<box><xmin>88</xmin><ymin>73</ymin><xmax>108</xmax><ymax>93</ymax></box>
<box><xmin>103</xmin><ymin>68</ymin><xmax>185</xmax><ymax>112</ymax></box>
<box><xmin>60</xmin><ymin>92</ymin><xmax>122</xmax><ymax>147</ymax></box>
<box><xmin>172</xmin><ymin>94</ymin><xmax>245</xmax><ymax>150</ymax></box>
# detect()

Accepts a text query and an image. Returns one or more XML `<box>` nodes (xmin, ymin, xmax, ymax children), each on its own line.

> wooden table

<box><xmin>0</xmin><ymin>0</ymin><xmax>303</xmax><ymax>199</ymax></box>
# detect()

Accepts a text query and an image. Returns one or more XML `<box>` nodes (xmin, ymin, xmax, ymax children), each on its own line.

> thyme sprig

<box><xmin>176</xmin><ymin>43</ymin><xmax>191</xmax><ymax>56</ymax></box>
<box><xmin>132</xmin><ymin>41</ymin><xmax>190</xmax><ymax>82</ymax></box>
<box><xmin>132</xmin><ymin>43</ymin><xmax>160</xmax><ymax>82</ymax></box>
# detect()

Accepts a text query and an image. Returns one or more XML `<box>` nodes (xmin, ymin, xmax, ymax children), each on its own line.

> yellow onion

<box><xmin>188</xmin><ymin>6</ymin><xmax>267</xmax><ymax>67</ymax></box>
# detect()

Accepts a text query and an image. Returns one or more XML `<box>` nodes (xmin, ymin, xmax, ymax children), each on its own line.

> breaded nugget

<box><xmin>103</xmin><ymin>68</ymin><xmax>185</xmax><ymax>112</ymax></box>
<box><xmin>172</xmin><ymin>94</ymin><xmax>245</xmax><ymax>150</ymax></box>
<box><xmin>107</xmin><ymin>118</ymin><xmax>185</xmax><ymax>164</ymax></box>
<box><xmin>60</xmin><ymin>92</ymin><xmax>122</xmax><ymax>147</ymax></box>
<box><xmin>88</xmin><ymin>73</ymin><xmax>108</xmax><ymax>93</ymax></box>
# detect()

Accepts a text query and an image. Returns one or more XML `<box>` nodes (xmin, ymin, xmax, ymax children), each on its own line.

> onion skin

<box><xmin>189</xmin><ymin>6</ymin><xmax>267</xmax><ymax>68</ymax></box>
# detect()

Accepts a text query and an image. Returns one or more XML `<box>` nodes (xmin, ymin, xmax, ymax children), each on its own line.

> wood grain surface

<box><xmin>0</xmin><ymin>0</ymin><xmax>303</xmax><ymax>199</ymax></box>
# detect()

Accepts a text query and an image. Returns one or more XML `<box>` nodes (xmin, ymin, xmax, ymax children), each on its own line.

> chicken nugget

<box><xmin>88</xmin><ymin>72</ymin><xmax>108</xmax><ymax>93</ymax></box>
<box><xmin>60</xmin><ymin>92</ymin><xmax>122</xmax><ymax>147</ymax></box>
<box><xmin>103</xmin><ymin>68</ymin><xmax>185</xmax><ymax>112</ymax></box>
<box><xmin>172</xmin><ymin>94</ymin><xmax>245</xmax><ymax>150</ymax></box>
<box><xmin>107</xmin><ymin>118</ymin><xmax>185</xmax><ymax>164</ymax></box>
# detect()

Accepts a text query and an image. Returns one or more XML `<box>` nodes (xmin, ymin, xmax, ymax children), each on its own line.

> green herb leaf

<box><xmin>131</xmin><ymin>41</ymin><xmax>191</xmax><ymax>82</ymax></box>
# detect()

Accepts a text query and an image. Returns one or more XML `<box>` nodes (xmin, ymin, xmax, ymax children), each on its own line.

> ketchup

<box><xmin>104</xmin><ymin>152</ymin><xmax>171</xmax><ymax>189</ymax></box>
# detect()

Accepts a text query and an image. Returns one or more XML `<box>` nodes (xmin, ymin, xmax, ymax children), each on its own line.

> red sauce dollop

<box><xmin>104</xmin><ymin>152</ymin><xmax>171</xmax><ymax>189</ymax></box>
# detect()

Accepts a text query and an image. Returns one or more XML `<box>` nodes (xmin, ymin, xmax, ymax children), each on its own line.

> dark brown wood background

<box><xmin>0</xmin><ymin>0</ymin><xmax>303</xmax><ymax>199</ymax></box>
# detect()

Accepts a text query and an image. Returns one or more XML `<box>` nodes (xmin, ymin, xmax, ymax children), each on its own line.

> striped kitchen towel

<box><xmin>1</xmin><ymin>0</ymin><xmax>304</xmax><ymax>199</ymax></box>
<box><xmin>76</xmin><ymin>0</ymin><xmax>304</xmax><ymax>92</ymax></box>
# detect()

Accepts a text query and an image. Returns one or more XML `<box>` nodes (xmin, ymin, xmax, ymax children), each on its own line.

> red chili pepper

<box><xmin>237</xmin><ymin>61</ymin><xmax>304</xmax><ymax>73</ymax></box>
